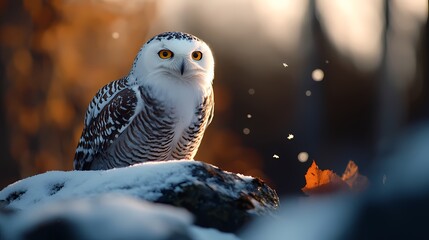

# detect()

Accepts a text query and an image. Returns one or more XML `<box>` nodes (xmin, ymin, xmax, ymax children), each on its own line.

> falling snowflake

<box><xmin>282</xmin><ymin>63</ymin><xmax>288</xmax><ymax>68</ymax></box>
<box><xmin>305</xmin><ymin>90</ymin><xmax>312</xmax><ymax>96</ymax></box>
<box><xmin>287</xmin><ymin>134</ymin><xmax>294</xmax><ymax>140</ymax></box>
<box><xmin>247</xmin><ymin>114</ymin><xmax>252</xmax><ymax>119</ymax></box>
<box><xmin>272</xmin><ymin>154</ymin><xmax>280</xmax><ymax>159</ymax></box>
<box><xmin>248</xmin><ymin>88</ymin><xmax>255</xmax><ymax>95</ymax></box>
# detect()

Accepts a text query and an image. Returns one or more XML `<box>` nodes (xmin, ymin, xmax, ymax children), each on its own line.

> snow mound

<box><xmin>0</xmin><ymin>194</ymin><xmax>240</xmax><ymax>240</ymax></box>
<box><xmin>1</xmin><ymin>160</ymin><xmax>200</xmax><ymax>210</ymax></box>
<box><xmin>0</xmin><ymin>160</ymin><xmax>278</xmax><ymax>237</ymax></box>
<box><xmin>1</xmin><ymin>195</ymin><xmax>193</xmax><ymax>240</ymax></box>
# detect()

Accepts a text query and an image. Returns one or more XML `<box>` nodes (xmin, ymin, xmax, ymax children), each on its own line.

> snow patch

<box><xmin>0</xmin><ymin>160</ymin><xmax>199</xmax><ymax>210</ymax></box>
<box><xmin>2</xmin><ymin>195</ymin><xmax>194</xmax><ymax>240</ymax></box>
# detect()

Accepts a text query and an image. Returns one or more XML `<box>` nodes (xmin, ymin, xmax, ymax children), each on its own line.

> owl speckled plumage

<box><xmin>73</xmin><ymin>32</ymin><xmax>214</xmax><ymax>170</ymax></box>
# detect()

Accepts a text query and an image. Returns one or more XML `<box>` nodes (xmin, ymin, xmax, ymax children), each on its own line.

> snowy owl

<box><xmin>73</xmin><ymin>32</ymin><xmax>214</xmax><ymax>170</ymax></box>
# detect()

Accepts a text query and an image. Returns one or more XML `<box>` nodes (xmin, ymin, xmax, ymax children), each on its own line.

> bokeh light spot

<box><xmin>243</xmin><ymin>128</ymin><xmax>250</xmax><ymax>135</ymax></box>
<box><xmin>111</xmin><ymin>31</ymin><xmax>120</xmax><ymax>39</ymax></box>
<box><xmin>312</xmin><ymin>68</ymin><xmax>324</xmax><ymax>81</ymax></box>
<box><xmin>298</xmin><ymin>152</ymin><xmax>309</xmax><ymax>162</ymax></box>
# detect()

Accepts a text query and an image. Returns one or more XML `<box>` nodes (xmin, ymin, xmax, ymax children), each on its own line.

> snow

<box><xmin>1</xmin><ymin>194</ymin><xmax>240</xmax><ymax>240</ymax></box>
<box><xmin>2</xmin><ymin>195</ymin><xmax>193</xmax><ymax>240</ymax></box>
<box><xmin>0</xmin><ymin>159</ymin><xmax>257</xmax><ymax>211</ymax></box>
<box><xmin>0</xmin><ymin>160</ymin><xmax>204</xmax><ymax>210</ymax></box>
<box><xmin>190</xmin><ymin>226</ymin><xmax>240</xmax><ymax>240</ymax></box>
<box><xmin>0</xmin><ymin>160</ymin><xmax>261</xmax><ymax>239</ymax></box>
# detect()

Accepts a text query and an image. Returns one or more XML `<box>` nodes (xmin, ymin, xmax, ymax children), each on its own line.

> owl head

<box><xmin>129</xmin><ymin>32</ymin><xmax>214</xmax><ymax>92</ymax></box>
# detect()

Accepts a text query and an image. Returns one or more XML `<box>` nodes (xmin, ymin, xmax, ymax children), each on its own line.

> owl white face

<box><xmin>131</xmin><ymin>32</ymin><xmax>214</xmax><ymax>91</ymax></box>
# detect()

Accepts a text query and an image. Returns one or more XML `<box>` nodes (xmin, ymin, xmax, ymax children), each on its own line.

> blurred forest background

<box><xmin>0</xmin><ymin>0</ymin><xmax>427</xmax><ymax>196</ymax></box>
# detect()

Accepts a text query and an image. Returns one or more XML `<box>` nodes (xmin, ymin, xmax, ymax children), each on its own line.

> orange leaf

<box><xmin>302</xmin><ymin>160</ymin><xmax>369</xmax><ymax>196</ymax></box>
<box><xmin>302</xmin><ymin>161</ymin><xmax>348</xmax><ymax>195</ymax></box>
<box><xmin>341</xmin><ymin>160</ymin><xmax>369</xmax><ymax>192</ymax></box>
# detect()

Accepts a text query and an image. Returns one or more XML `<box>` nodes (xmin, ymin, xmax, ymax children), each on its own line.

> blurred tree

<box><xmin>0</xmin><ymin>0</ymin><xmax>157</xmax><ymax>187</ymax></box>
<box><xmin>0</xmin><ymin>0</ymin><xmax>30</xmax><ymax>187</ymax></box>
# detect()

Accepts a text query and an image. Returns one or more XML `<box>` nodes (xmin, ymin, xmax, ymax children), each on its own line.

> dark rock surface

<box><xmin>156</xmin><ymin>162</ymin><xmax>279</xmax><ymax>232</ymax></box>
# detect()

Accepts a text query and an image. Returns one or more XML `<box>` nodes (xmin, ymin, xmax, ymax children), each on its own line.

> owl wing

<box><xmin>73</xmin><ymin>77</ymin><xmax>139</xmax><ymax>170</ymax></box>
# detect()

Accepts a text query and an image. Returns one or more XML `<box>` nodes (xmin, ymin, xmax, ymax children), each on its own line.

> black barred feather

<box><xmin>73</xmin><ymin>79</ymin><xmax>214</xmax><ymax>170</ymax></box>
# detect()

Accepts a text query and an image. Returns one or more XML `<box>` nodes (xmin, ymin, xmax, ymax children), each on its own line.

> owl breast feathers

<box><xmin>74</xmin><ymin>32</ymin><xmax>214</xmax><ymax>170</ymax></box>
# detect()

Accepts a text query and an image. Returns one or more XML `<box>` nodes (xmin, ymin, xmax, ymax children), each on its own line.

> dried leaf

<box><xmin>302</xmin><ymin>160</ymin><xmax>369</xmax><ymax>196</ymax></box>
<box><xmin>341</xmin><ymin>160</ymin><xmax>369</xmax><ymax>192</ymax></box>
<box><xmin>302</xmin><ymin>161</ymin><xmax>348</xmax><ymax>195</ymax></box>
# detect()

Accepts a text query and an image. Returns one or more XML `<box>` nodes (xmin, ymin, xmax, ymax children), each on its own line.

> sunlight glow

<box><xmin>156</xmin><ymin>0</ymin><xmax>309</xmax><ymax>56</ymax></box>
<box><xmin>97</xmin><ymin>0</ymin><xmax>149</xmax><ymax>12</ymax></box>
<box><xmin>252</xmin><ymin>0</ymin><xmax>309</xmax><ymax>50</ymax></box>
<box><xmin>387</xmin><ymin>0</ymin><xmax>428</xmax><ymax>88</ymax></box>
<box><xmin>316</xmin><ymin>0</ymin><xmax>383</xmax><ymax>71</ymax></box>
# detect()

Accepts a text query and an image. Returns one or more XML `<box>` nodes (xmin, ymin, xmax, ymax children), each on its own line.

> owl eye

<box><xmin>191</xmin><ymin>51</ymin><xmax>203</xmax><ymax>61</ymax></box>
<box><xmin>158</xmin><ymin>50</ymin><xmax>174</xmax><ymax>59</ymax></box>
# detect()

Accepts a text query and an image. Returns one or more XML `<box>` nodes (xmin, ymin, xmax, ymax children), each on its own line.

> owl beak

<box><xmin>180</xmin><ymin>60</ymin><xmax>185</xmax><ymax>75</ymax></box>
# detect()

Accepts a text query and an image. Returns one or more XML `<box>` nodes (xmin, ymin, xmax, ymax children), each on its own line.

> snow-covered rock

<box><xmin>0</xmin><ymin>160</ymin><xmax>278</xmax><ymax>238</ymax></box>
